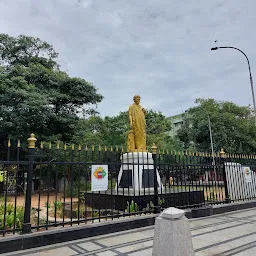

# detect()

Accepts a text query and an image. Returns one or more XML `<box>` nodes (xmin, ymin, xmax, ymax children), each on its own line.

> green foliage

<box><xmin>108</xmin><ymin>178</ymin><xmax>116</xmax><ymax>189</ymax></box>
<box><xmin>92</xmin><ymin>211</ymin><xmax>99</xmax><ymax>218</ymax></box>
<box><xmin>146</xmin><ymin>110</ymin><xmax>172</xmax><ymax>134</ymax></box>
<box><xmin>0</xmin><ymin>34</ymin><xmax>58</xmax><ymax>68</ymax></box>
<box><xmin>72</xmin><ymin>112</ymin><xmax>129</xmax><ymax>147</ymax></box>
<box><xmin>143</xmin><ymin>201</ymin><xmax>155</xmax><ymax>212</ymax></box>
<box><xmin>0</xmin><ymin>33</ymin><xmax>103</xmax><ymax>146</ymax></box>
<box><xmin>146</xmin><ymin>110</ymin><xmax>180</xmax><ymax>151</ymax></box>
<box><xmin>0</xmin><ymin>203</ymin><xmax>24</xmax><ymax>230</ymax></box>
<box><xmin>0</xmin><ymin>32</ymin><xmax>180</xmax><ymax>154</ymax></box>
<box><xmin>0</xmin><ymin>196</ymin><xmax>11</xmax><ymax>203</ymax></box>
<box><xmin>45</xmin><ymin>200</ymin><xmax>63</xmax><ymax>219</ymax></box>
<box><xmin>45</xmin><ymin>201</ymin><xmax>50</xmax><ymax>209</ymax></box>
<box><xmin>125</xmin><ymin>200</ymin><xmax>139</xmax><ymax>213</ymax></box>
<box><xmin>177</xmin><ymin>98</ymin><xmax>256</xmax><ymax>153</ymax></box>
<box><xmin>72</xmin><ymin>115</ymin><xmax>107</xmax><ymax>146</ymax></box>
<box><xmin>53</xmin><ymin>200</ymin><xmax>62</xmax><ymax>211</ymax></box>
<box><xmin>47</xmin><ymin>200</ymin><xmax>63</xmax><ymax>218</ymax></box>
<box><xmin>65</xmin><ymin>180</ymin><xmax>89</xmax><ymax>197</ymax></box>
<box><xmin>125</xmin><ymin>198</ymin><xmax>165</xmax><ymax>213</ymax></box>
<box><xmin>143</xmin><ymin>198</ymin><xmax>165</xmax><ymax>212</ymax></box>
<box><xmin>73</xmin><ymin>110</ymin><xmax>179</xmax><ymax>151</ymax></box>
<box><xmin>158</xmin><ymin>197</ymin><xmax>165</xmax><ymax>206</ymax></box>
<box><xmin>104</xmin><ymin>112</ymin><xmax>130</xmax><ymax>146</ymax></box>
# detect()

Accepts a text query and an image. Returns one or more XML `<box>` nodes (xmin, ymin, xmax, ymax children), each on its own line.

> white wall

<box><xmin>225</xmin><ymin>162</ymin><xmax>256</xmax><ymax>201</ymax></box>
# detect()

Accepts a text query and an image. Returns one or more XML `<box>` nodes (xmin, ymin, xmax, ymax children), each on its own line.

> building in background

<box><xmin>168</xmin><ymin>113</ymin><xmax>185</xmax><ymax>137</ymax></box>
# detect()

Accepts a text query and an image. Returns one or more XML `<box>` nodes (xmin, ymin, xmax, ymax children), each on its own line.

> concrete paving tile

<box><xmin>235</xmin><ymin>248</ymin><xmax>256</xmax><ymax>256</ymax></box>
<box><xmin>191</xmin><ymin>219</ymin><xmax>240</xmax><ymax>237</ymax></box>
<box><xmin>192</xmin><ymin>222</ymin><xmax>255</xmax><ymax>250</ymax></box>
<box><xmin>223</xmin><ymin>208</ymin><xmax>256</xmax><ymax>219</ymax></box>
<box><xmin>116</xmin><ymin>240</ymin><xmax>153</xmax><ymax>253</ymax></box>
<box><xmin>195</xmin><ymin>251</ymin><xmax>208</xmax><ymax>256</ymax></box>
<box><xmin>189</xmin><ymin>216</ymin><xmax>228</xmax><ymax>229</ymax></box>
<box><xmin>97</xmin><ymin>231</ymin><xmax>152</xmax><ymax>247</ymax></box>
<box><xmin>128</xmin><ymin>248</ymin><xmax>152</xmax><ymax>256</ymax></box>
<box><xmin>195</xmin><ymin>252</ymin><xmax>209</xmax><ymax>256</ymax></box>
<box><xmin>194</xmin><ymin>232</ymin><xmax>256</xmax><ymax>255</ymax></box>
<box><xmin>26</xmin><ymin>247</ymin><xmax>78</xmax><ymax>256</ymax></box>
<box><xmin>19</xmin><ymin>253</ymin><xmax>41</xmax><ymax>256</ymax></box>
<box><xmin>96</xmin><ymin>250</ymin><xmax>117</xmax><ymax>256</ymax></box>
<box><xmin>77</xmin><ymin>241</ymin><xmax>103</xmax><ymax>251</ymax></box>
<box><xmin>197</xmin><ymin>217</ymin><xmax>254</xmax><ymax>233</ymax></box>
<box><xmin>135</xmin><ymin>228</ymin><xmax>154</xmax><ymax>237</ymax></box>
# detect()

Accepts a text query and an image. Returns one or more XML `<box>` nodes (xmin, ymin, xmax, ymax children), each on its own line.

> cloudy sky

<box><xmin>1</xmin><ymin>0</ymin><xmax>256</xmax><ymax>117</ymax></box>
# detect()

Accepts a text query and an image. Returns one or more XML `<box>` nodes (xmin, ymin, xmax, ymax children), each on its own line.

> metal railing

<box><xmin>0</xmin><ymin>134</ymin><xmax>256</xmax><ymax>236</ymax></box>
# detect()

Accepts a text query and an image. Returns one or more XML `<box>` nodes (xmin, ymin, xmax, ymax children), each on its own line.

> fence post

<box><xmin>220</xmin><ymin>148</ymin><xmax>230</xmax><ymax>204</ymax></box>
<box><xmin>22</xmin><ymin>134</ymin><xmax>37</xmax><ymax>233</ymax></box>
<box><xmin>151</xmin><ymin>143</ymin><xmax>161</xmax><ymax>214</ymax></box>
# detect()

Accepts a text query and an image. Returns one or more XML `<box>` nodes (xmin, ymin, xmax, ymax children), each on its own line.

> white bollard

<box><xmin>152</xmin><ymin>207</ymin><xmax>195</xmax><ymax>256</ymax></box>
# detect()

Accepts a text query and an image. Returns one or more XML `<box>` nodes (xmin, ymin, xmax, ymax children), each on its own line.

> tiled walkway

<box><xmin>3</xmin><ymin>208</ymin><xmax>256</xmax><ymax>255</ymax></box>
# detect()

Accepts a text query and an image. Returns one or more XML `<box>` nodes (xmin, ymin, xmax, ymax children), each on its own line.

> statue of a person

<box><xmin>128</xmin><ymin>95</ymin><xmax>146</xmax><ymax>152</ymax></box>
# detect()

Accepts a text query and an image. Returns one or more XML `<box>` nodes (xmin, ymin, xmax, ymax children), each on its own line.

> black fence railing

<box><xmin>0</xmin><ymin>135</ymin><xmax>256</xmax><ymax>236</ymax></box>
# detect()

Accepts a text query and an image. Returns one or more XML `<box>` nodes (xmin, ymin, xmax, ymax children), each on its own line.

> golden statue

<box><xmin>128</xmin><ymin>95</ymin><xmax>146</xmax><ymax>152</ymax></box>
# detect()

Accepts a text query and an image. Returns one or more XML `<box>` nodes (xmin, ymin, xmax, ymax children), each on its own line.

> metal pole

<box><xmin>249</xmin><ymin>75</ymin><xmax>256</xmax><ymax>126</ymax></box>
<box><xmin>23</xmin><ymin>134</ymin><xmax>37</xmax><ymax>234</ymax></box>
<box><xmin>207</xmin><ymin>114</ymin><xmax>217</xmax><ymax>181</ymax></box>
<box><xmin>151</xmin><ymin>144</ymin><xmax>161</xmax><ymax>214</ymax></box>
<box><xmin>211</xmin><ymin>46</ymin><xmax>256</xmax><ymax>126</ymax></box>
<box><xmin>219</xmin><ymin>149</ymin><xmax>230</xmax><ymax>203</ymax></box>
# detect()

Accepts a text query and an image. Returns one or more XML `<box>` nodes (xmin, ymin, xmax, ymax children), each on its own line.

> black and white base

<box><xmin>116</xmin><ymin>152</ymin><xmax>163</xmax><ymax>195</ymax></box>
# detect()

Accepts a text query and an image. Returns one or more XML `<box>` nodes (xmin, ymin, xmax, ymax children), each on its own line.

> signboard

<box><xmin>91</xmin><ymin>165</ymin><xmax>108</xmax><ymax>192</ymax></box>
<box><xmin>242</xmin><ymin>166</ymin><xmax>252</xmax><ymax>183</ymax></box>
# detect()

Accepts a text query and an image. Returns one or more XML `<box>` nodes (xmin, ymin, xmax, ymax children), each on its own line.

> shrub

<box><xmin>0</xmin><ymin>204</ymin><xmax>24</xmax><ymax>230</ymax></box>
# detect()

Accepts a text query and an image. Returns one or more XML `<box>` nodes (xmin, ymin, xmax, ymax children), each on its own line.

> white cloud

<box><xmin>1</xmin><ymin>0</ymin><xmax>256</xmax><ymax>118</ymax></box>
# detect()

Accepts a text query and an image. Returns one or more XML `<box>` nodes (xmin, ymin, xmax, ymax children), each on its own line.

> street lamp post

<box><xmin>211</xmin><ymin>46</ymin><xmax>256</xmax><ymax>126</ymax></box>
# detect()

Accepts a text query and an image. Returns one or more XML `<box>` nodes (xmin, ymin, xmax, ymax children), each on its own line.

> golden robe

<box><xmin>128</xmin><ymin>103</ymin><xmax>146</xmax><ymax>151</ymax></box>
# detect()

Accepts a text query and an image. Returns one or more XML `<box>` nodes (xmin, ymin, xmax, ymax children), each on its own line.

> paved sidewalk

<box><xmin>3</xmin><ymin>208</ymin><xmax>256</xmax><ymax>256</ymax></box>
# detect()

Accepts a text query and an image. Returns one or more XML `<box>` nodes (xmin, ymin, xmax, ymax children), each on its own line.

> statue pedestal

<box><xmin>116</xmin><ymin>152</ymin><xmax>162</xmax><ymax>195</ymax></box>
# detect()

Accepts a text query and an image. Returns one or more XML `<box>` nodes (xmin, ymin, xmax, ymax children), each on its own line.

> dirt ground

<box><xmin>8</xmin><ymin>193</ymin><xmax>78</xmax><ymax>208</ymax></box>
<box><xmin>6</xmin><ymin>187</ymin><xmax>226</xmax><ymax>209</ymax></box>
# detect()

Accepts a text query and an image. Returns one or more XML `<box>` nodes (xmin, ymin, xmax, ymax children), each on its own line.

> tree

<box><xmin>0</xmin><ymin>34</ymin><xmax>58</xmax><ymax>68</ymax></box>
<box><xmin>0</xmin><ymin>34</ymin><xmax>103</xmax><ymax>145</ymax></box>
<box><xmin>73</xmin><ymin>110</ymin><xmax>180</xmax><ymax>151</ymax></box>
<box><xmin>103</xmin><ymin>112</ymin><xmax>130</xmax><ymax>146</ymax></box>
<box><xmin>72</xmin><ymin>115</ymin><xmax>106</xmax><ymax>146</ymax></box>
<box><xmin>146</xmin><ymin>110</ymin><xmax>179</xmax><ymax>151</ymax></box>
<box><xmin>72</xmin><ymin>112</ymin><xmax>129</xmax><ymax>147</ymax></box>
<box><xmin>177</xmin><ymin>98</ymin><xmax>256</xmax><ymax>154</ymax></box>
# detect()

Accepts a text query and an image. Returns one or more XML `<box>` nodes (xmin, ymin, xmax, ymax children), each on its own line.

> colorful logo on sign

<box><xmin>245</xmin><ymin>168</ymin><xmax>250</xmax><ymax>175</ymax></box>
<box><xmin>93</xmin><ymin>166</ymin><xmax>107</xmax><ymax>180</ymax></box>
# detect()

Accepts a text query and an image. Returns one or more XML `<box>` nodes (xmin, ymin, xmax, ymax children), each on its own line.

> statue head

<box><xmin>133</xmin><ymin>95</ymin><xmax>141</xmax><ymax>105</ymax></box>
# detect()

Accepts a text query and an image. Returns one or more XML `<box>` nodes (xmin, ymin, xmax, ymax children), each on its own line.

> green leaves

<box><xmin>0</xmin><ymin>34</ymin><xmax>58</xmax><ymax>68</ymax></box>
<box><xmin>177</xmin><ymin>98</ymin><xmax>256</xmax><ymax>154</ymax></box>
<box><xmin>73</xmin><ymin>110</ymin><xmax>180</xmax><ymax>151</ymax></box>
<box><xmin>146</xmin><ymin>110</ymin><xmax>172</xmax><ymax>134</ymax></box>
<box><xmin>0</xmin><ymin>34</ymin><xmax>103</xmax><ymax>145</ymax></box>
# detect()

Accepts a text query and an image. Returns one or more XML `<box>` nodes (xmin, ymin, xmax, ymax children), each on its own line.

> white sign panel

<box><xmin>91</xmin><ymin>165</ymin><xmax>108</xmax><ymax>192</ymax></box>
<box><xmin>242</xmin><ymin>166</ymin><xmax>252</xmax><ymax>183</ymax></box>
